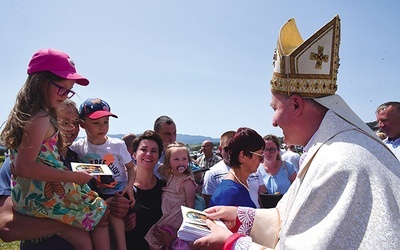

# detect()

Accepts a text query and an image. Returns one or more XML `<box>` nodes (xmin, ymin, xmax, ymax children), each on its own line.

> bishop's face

<box><xmin>270</xmin><ymin>92</ymin><xmax>297</xmax><ymax>145</ymax></box>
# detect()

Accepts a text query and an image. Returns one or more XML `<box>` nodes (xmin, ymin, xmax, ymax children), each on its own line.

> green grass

<box><xmin>0</xmin><ymin>240</ymin><xmax>20</xmax><ymax>250</ymax></box>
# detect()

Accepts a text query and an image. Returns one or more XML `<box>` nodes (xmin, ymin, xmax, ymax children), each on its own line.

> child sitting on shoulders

<box><xmin>145</xmin><ymin>142</ymin><xmax>197</xmax><ymax>250</ymax></box>
<box><xmin>71</xmin><ymin>97</ymin><xmax>136</xmax><ymax>250</ymax></box>
<box><xmin>1</xmin><ymin>48</ymin><xmax>109</xmax><ymax>250</ymax></box>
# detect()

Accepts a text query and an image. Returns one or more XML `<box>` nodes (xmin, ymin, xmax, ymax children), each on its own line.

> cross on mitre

<box><xmin>310</xmin><ymin>46</ymin><xmax>329</xmax><ymax>70</ymax></box>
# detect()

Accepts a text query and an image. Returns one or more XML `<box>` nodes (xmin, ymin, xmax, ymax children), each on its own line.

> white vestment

<box><xmin>248</xmin><ymin>111</ymin><xmax>400</xmax><ymax>249</ymax></box>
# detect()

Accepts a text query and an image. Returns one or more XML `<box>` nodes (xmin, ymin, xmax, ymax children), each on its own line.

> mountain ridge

<box><xmin>79</xmin><ymin>134</ymin><xmax>220</xmax><ymax>145</ymax></box>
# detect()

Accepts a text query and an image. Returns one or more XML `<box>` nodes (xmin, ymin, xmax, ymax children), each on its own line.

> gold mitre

<box><xmin>271</xmin><ymin>15</ymin><xmax>341</xmax><ymax>98</ymax></box>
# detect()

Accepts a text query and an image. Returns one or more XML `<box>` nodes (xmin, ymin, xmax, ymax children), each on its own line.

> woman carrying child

<box><xmin>145</xmin><ymin>142</ymin><xmax>197</xmax><ymax>250</ymax></box>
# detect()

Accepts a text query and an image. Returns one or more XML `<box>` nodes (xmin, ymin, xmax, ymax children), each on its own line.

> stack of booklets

<box><xmin>177</xmin><ymin>206</ymin><xmax>227</xmax><ymax>242</ymax></box>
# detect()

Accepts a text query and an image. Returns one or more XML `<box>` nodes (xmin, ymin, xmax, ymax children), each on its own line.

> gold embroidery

<box><xmin>310</xmin><ymin>46</ymin><xmax>329</xmax><ymax>70</ymax></box>
<box><xmin>270</xmin><ymin>16</ymin><xmax>340</xmax><ymax>98</ymax></box>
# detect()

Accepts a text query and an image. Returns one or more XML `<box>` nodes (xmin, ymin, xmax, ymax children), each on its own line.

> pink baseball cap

<box><xmin>27</xmin><ymin>48</ymin><xmax>89</xmax><ymax>86</ymax></box>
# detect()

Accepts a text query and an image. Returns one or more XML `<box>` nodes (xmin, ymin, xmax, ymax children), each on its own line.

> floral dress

<box><xmin>10</xmin><ymin>132</ymin><xmax>106</xmax><ymax>231</ymax></box>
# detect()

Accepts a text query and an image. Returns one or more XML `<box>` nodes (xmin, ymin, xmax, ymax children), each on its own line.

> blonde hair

<box><xmin>56</xmin><ymin>99</ymin><xmax>79</xmax><ymax>153</ymax></box>
<box><xmin>158</xmin><ymin>142</ymin><xmax>192</xmax><ymax>178</ymax></box>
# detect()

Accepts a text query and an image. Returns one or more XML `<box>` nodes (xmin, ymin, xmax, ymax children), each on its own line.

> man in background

<box><xmin>196</xmin><ymin>140</ymin><xmax>221</xmax><ymax>170</ymax></box>
<box><xmin>281</xmin><ymin>144</ymin><xmax>301</xmax><ymax>173</ymax></box>
<box><xmin>153</xmin><ymin>115</ymin><xmax>177</xmax><ymax>179</ymax></box>
<box><xmin>376</xmin><ymin>101</ymin><xmax>400</xmax><ymax>159</ymax></box>
<box><xmin>122</xmin><ymin>133</ymin><xmax>137</xmax><ymax>163</ymax></box>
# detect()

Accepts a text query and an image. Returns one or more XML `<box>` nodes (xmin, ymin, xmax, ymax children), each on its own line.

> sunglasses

<box><xmin>250</xmin><ymin>151</ymin><xmax>264</xmax><ymax>161</ymax></box>
<box><xmin>50</xmin><ymin>81</ymin><xmax>76</xmax><ymax>99</ymax></box>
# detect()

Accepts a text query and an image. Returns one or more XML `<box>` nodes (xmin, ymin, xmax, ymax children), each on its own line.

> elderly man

<box><xmin>197</xmin><ymin>140</ymin><xmax>221</xmax><ymax>170</ymax></box>
<box><xmin>376</xmin><ymin>101</ymin><xmax>400</xmax><ymax>159</ymax></box>
<box><xmin>193</xmin><ymin>15</ymin><xmax>400</xmax><ymax>249</ymax></box>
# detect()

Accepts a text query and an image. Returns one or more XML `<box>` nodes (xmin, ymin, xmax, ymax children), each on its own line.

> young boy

<box><xmin>71</xmin><ymin>98</ymin><xmax>136</xmax><ymax>250</ymax></box>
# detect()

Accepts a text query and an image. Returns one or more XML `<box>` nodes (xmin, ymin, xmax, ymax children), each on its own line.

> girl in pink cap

<box><xmin>0</xmin><ymin>49</ymin><xmax>109</xmax><ymax>250</ymax></box>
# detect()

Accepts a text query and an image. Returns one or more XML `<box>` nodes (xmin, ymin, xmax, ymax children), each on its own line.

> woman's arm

<box><xmin>284</xmin><ymin>161</ymin><xmax>297</xmax><ymax>183</ymax></box>
<box><xmin>289</xmin><ymin>172</ymin><xmax>297</xmax><ymax>183</ymax></box>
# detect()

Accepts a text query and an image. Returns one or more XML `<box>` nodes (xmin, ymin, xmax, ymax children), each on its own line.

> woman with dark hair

<box><xmin>210</xmin><ymin>127</ymin><xmax>265</xmax><ymax>208</ymax></box>
<box><xmin>124</xmin><ymin>130</ymin><xmax>166</xmax><ymax>250</ymax></box>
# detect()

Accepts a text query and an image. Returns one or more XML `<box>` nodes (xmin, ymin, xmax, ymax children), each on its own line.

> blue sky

<box><xmin>1</xmin><ymin>1</ymin><xmax>399</xmax><ymax>139</ymax></box>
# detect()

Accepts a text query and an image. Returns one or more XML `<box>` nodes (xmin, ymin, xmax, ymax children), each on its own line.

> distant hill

<box><xmin>177</xmin><ymin>134</ymin><xmax>219</xmax><ymax>145</ymax></box>
<box><xmin>94</xmin><ymin>134</ymin><xmax>220</xmax><ymax>145</ymax></box>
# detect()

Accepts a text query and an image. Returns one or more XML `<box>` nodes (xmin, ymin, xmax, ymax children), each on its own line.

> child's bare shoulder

<box><xmin>27</xmin><ymin>111</ymin><xmax>51</xmax><ymax>130</ymax></box>
<box><xmin>181</xmin><ymin>176</ymin><xmax>197</xmax><ymax>189</ymax></box>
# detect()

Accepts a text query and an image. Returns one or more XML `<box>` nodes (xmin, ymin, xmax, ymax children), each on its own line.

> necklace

<box><xmin>229</xmin><ymin>169</ymin><xmax>249</xmax><ymax>192</ymax></box>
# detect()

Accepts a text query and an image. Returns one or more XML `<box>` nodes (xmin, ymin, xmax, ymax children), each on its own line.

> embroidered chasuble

<box><xmin>248</xmin><ymin>111</ymin><xmax>400</xmax><ymax>249</ymax></box>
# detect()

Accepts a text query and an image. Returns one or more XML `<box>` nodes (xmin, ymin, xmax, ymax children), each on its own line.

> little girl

<box><xmin>0</xmin><ymin>49</ymin><xmax>109</xmax><ymax>250</ymax></box>
<box><xmin>145</xmin><ymin>142</ymin><xmax>197</xmax><ymax>250</ymax></box>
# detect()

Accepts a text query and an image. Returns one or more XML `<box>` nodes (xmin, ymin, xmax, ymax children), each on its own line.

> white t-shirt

<box><xmin>282</xmin><ymin>150</ymin><xmax>301</xmax><ymax>173</ymax></box>
<box><xmin>202</xmin><ymin>160</ymin><xmax>262</xmax><ymax>208</ymax></box>
<box><xmin>71</xmin><ymin>137</ymin><xmax>132</xmax><ymax>194</ymax></box>
<box><xmin>153</xmin><ymin>151</ymin><xmax>165</xmax><ymax>180</ymax></box>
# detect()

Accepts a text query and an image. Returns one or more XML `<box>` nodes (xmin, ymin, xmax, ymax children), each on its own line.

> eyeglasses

<box><xmin>264</xmin><ymin>148</ymin><xmax>278</xmax><ymax>153</ymax></box>
<box><xmin>250</xmin><ymin>151</ymin><xmax>264</xmax><ymax>161</ymax></box>
<box><xmin>58</xmin><ymin>119</ymin><xmax>80</xmax><ymax>128</ymax></box>
<box><xmin>50</xmin><ymin>82</ymin><xmax>76</xmax><ymax>99</ymax></box>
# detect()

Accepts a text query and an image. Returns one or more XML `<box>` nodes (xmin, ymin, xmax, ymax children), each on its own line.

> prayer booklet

<box><xmin>177</xmin><ymin>206</ymin><xmax>227</xmax><ymax>242</ymax></box>
<box><xmin>70</xmin><ymin>162</ymin><xmax>113</xmax><ymax>176</ymax></box>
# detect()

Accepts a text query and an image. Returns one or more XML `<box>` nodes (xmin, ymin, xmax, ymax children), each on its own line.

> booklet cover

<box><xmin>70</xmin><ymin>162</ymin><xmax>113</xmax><ymax>176</ymax></box>
<box><xmin>177</xmin><ymin>206</ymin><xmax>227</xmax><ymax>242</ymax></box>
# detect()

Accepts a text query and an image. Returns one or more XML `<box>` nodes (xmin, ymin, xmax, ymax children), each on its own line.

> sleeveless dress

<box><xmin>10</xmin><ymin>132</ymin><xmax>106</xmax><ymax>231</ymax></box>
<box><xmin>258</xmin><ymin>161</ymin><xmax>296</xmax><ymax>194</ymax></box>
<box><xmin>144</xmin><ymin>174</ymin><xmax>196</xmax><ymax>248</ymax></box>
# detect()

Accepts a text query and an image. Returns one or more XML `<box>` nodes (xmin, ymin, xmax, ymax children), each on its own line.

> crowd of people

<box><xmin>0</xmin><ymin>14</ymin><xmax>400</xmax><ymax>250</ymax></box>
